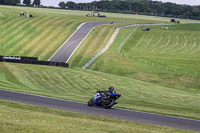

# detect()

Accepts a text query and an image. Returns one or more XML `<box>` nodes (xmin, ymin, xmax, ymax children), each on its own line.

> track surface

<box><xmin>1</xmin><ymin>89</ymin><xmax>200</xmax><ymax>131</ymax></box>
<box><xmin>48</xmin><ymin>22</ymin><xmax>171</xmax><ymax>63</ymax></box>
<box><xmin>48</xmin><ymin>22</ymin><xmax>112</xmax><ymax>63</ymax></box>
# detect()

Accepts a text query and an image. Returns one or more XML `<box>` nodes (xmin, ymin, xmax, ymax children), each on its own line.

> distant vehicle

<box><xmin>143</xmin><ymin>28</ymin><xmax>150</xmax><ymax>31</ymax></box>
<box><xmin>171</xmin><ymin>19</ymin><xmax>176</xmax><ymax>22</ymax></box>
<box><xmin>86</xmin><ymin>14</ymin><xmax>90</xmax><ymax>17</ymax></box>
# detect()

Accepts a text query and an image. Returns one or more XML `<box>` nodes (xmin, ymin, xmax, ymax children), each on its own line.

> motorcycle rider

<box><xmin>108</xmin><ymin>87</ymin><xmax>116</xmax><ymax>94</ymax></box>
<box><xmin>96</xmin><ymin>87</ymin><xmax>116</xmax><ymax>95</ymax></box>
<box><xmin>96</xmin><ymin>87</ymin><xmax>116</xmax><ymax>101</ymax></box>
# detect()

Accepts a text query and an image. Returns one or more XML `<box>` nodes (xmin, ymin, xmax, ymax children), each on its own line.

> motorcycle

<box><xmin>88</xmin><ymin>91</ymin><xmax>121</xmax><ymax>108</ymax></box>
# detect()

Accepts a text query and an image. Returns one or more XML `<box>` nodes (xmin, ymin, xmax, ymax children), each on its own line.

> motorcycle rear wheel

<box><xmin>103</xmin><ymin>99</ymin><xmax>115</xmax><ymax>108</ymax></box>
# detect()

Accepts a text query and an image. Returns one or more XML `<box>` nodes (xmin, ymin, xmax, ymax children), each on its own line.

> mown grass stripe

<box><xmin>163</xmin><ymin>34</ymin><xmax>179</xmax><ymax>54</ymax></box>
<box><xmin>188</xmin><ymin>34</ymin><xmax>197</xmax><ymax>53</ymax></box>
<box><xmin>1</xmin><ymin>17</ymin><xmax>27</xmax><ymax>32</ymax></box>
<box><xmin>144</xmin><ymin>32</ymin><xmax>161</xmax><ymax>50</ymax></box>
<box><xmin>151</xmin><ymin>33</ymin><xmax>163</xmax><ymax>52</ymax></box>
<box><xmin>138</xmin><ymin>32</ymin><xmax>155</xmax><ymax>51</ymax></box>
<box><xmin>25</xmin><ymin>17</ymin><xmax>65</xmax><ymax>56</ymax></box>
<box><xmin>130</xmin><ymin>32</ymin><xmax>146</xmax><ymax>50</ymax></box>
<box><xmin>40</xmin><ymin>21</ymin><xmax>78</xmax><ymax>60</ymax></box>
<box><xmin>23</xmin><ymin>19</ymin><xmax>78</xmax><ymax>59</ymax></box>
<box><xmin>40</xmin><ymin>71</ymin><xmax>68</xmax><ymax>93</ymax></box>
<box><xmin>10</xmin><ymin>17</ymin><xmax>57</xmax><ymax>55</ymax></box>
<box><xmin>178</xmin><ymin>34</ymin><xmax>194</xmax><ymax>54</ymax></box>
<box><xmin>28</xmin><ymin>72</ymin><xmax>55</xmax><ymax>92</ymax></box>
<box><xmin>2</xmin><ymin>17</ymin><xmax>37</xmax><ymax>42</ymax></box>
<box><xmin>31</xmin><ymin>19</ymin><xmax>77</xmax><ymax>58</ymax></box>
<box><xmin>53</xmin><ymin>75</ymin><xmax>72</xmax><ymax>93</ymax></box>
<box><xmin>156</xmin><ymin>34</ymin><xmax>172</xmax><ymax>52</ymax></box>
<box><xmin>191</xmin><ymin>33</ymin><xmax>200</xmax><ymax>54</ymax></box>
<box><xmin>3</xmin><ymin>17</ymin><xmax>44</xmax><ymax>54</ymax></box>
<box><xmin>171</xmin><ymin>33</ymin><xmax>188</xmax><ymax>54</ymax></box>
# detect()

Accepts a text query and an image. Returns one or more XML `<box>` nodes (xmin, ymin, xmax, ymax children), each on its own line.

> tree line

<box><xmin>1</xmin><ymin>0</ymin><xmax>199</xmax><ymax>19</ymax></box>
<box><xmin>59</xmin><ymin>0</ymin><xmax>200</xmax><ymax>18</ymax></box>
<box><xmin>0</xmin><ymin>0</ymin><xmax>41</xmax><ymax>7</ymax></box>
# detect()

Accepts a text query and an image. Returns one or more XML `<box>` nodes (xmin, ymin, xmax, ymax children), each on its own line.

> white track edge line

<box><xmin>66</xmin><ymin>26</ymin><xmax>96</xmax><ymax>63</ymax></box>
<box><xmin>48</xmin><ymin>22</ymin><xmax>87</xmax><ymax>61</ymax></box>
<box><xmin>113</xmin><ymin>107</ymin><xmax>200</xmax><ymax>122</ymax></box>
<box><xmin>82</xmin><ymin>27</ymin><xmax>119</xmax><ymax>69</ymax></box>
<box><xmin>0</xmin><ymin>89</ymin><xmax>86</xmax><ymax>105</ymax></box>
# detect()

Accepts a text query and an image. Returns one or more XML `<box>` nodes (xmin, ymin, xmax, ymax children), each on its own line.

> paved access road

<box><xmin>1</xmin><ymin>89</ymin><xmax>200</xmax><ymax>131</ymax></box>
<box><xmin>48</xmin><ymin>22</ymin><xmax>112</xmax><ymax>63</ymax></box>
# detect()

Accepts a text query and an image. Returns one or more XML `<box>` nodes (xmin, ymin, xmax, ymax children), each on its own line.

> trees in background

<box><xmin>58</xmin><ymin>1</ymin><xmax>76</xmax><ymax>9</ymax></box>
<box><xmin>23</xmin><ymin>0</ymin><xmax>31</xmax><ymax>6</ymax></box>
<box><xmin>33</xmin><ymin>0</ymin><xmax>40</xmax><ymax>7</ymax></box>
<box><xmin>0</xmin><ymin>0</ymin><xmax>199</xmax><ymax>18</ymax></box>
<box><xmin>59</xmin><ymin>1</ymin><xmax>66</xmax><ymax>9</ymax></box>
<box><xmin>58</xmin><ymin>0</ymin><xmax>200</xmax><ymax>18</ymax></box>
<box><xmin>66</xmin><ymin>1</ymin><xmax>76</xmax><ymax>9</ymax></box>
<box><xmin>192</xmin><ymin>7</ymin><xmax>200</xmax><ymax>16</ymax></box>
<box><xmin>0</xmin><ymin>0</ymin><xmax>21</xmax><ymax>5</ymax></box>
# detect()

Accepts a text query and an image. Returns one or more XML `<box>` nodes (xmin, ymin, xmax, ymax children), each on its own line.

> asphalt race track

<box><xmin>48</xmin><ymin>22</ymin><xmax>112</xmax><ymax>63</ymax></box>
<box><xmin>48</xmin><ymin>22</ymin><xmax>171</xmax><ymax>63</ymax></box>
<box><xmin>1</xmin><ymin>89</ymin><xmax>200</xmax><ymax>131</ymax></box>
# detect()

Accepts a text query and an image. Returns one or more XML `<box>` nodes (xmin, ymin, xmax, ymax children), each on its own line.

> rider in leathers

<box><xmin>96</xmin><ymin>87</ymin><xmax>116</xmax><ymax>102</ymax></box>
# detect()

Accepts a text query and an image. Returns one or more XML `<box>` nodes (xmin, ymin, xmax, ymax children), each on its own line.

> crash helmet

<box><xmin>108</xmin><ymin>87</ymin><xmax>115</xmax><ymax>93</ymax></box>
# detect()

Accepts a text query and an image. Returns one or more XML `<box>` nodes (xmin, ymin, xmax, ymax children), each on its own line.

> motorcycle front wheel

<box><xmin>88</xmin><ymin>98</ymin><xmax>94</xmax><ymax>106</ymax></box>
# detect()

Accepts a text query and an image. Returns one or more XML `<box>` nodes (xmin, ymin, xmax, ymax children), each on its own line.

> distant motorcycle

<box><xmin>88</xmin><ymin>91</ymin><xmax>121</xmax><ymax>108</ymax></box>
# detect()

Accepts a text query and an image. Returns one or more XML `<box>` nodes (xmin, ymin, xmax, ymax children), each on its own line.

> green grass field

<box><xmin>71</xmin><ymin>23</ymin><xmax>200</xmax><ymax>93</ymax></box>
<box><xmin>1</xmin><ymin>100</ymin><xmax>194</xmax><ymax>133</ymax></box>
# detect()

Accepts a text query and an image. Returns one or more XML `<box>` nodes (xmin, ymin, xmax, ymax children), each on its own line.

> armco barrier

<box><xmin>0</xmin><ymin>56</ymin><xmax>69</xmax><ymax>68</ymax></box>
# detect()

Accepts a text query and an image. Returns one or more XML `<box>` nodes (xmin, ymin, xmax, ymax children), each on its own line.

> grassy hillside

<box><xmin>70</xmin><ymin>24</ymin><xmax>200</xmax><ymax>93</ymax></box>
<box><xmin>1</xmin><ymin>62</ymin><xmax>200</xmax><ymax>120</ymax></box>
<box><xmin>1</xmin><ymin>100</ymin><xmax>193</xmax><ymax>133</ymax></box>
<box><xmin>0</xmin><ymin>5</ymin><xmax>163</xmax><ymax>61</ymax></box>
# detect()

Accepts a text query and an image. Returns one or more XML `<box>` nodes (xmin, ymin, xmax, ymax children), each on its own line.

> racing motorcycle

<box><xmin>88</xmin><ymin>91</ymin><xmax>121</xmax><ymax>108</ymax></box>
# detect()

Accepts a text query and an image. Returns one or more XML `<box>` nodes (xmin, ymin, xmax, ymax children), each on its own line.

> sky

<box><xmin>41</xmin><ymin>0</ymin><xmax>200</xmax><ymax>7</ymax></box>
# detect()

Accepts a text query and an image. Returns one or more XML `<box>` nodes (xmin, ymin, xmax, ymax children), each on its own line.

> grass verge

<box><xmin>0</xmin><ymin>100</ymin><xmax>196</xmax><ymax>133</ymax></box>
